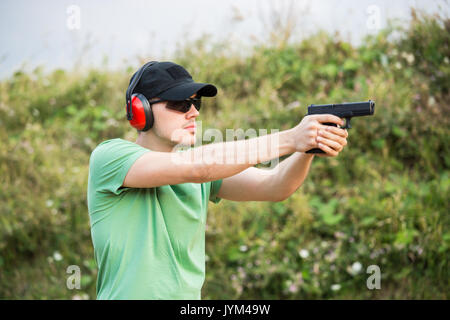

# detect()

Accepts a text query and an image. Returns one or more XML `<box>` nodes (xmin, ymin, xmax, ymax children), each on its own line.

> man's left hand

<box><xmin>315</xmin><ymin>125</ymin><xmax>348</xmax><ymax>157</ymax></box>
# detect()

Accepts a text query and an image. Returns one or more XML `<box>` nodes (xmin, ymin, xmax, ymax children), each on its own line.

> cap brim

<box><xmin>158</xmin><ymin>82</ymin><xmax>217</xmax><ymax>101</ymax></box>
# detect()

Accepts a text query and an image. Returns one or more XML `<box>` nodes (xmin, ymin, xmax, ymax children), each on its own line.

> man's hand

<box><xmin>290</xmin><ymin>114</ymin><xmax>348</xmax><ymax>156</ymax></box>
<box><xmin>315</xmin><ymin>125</ymin><xmax>348</xmax><ymax>157</ymax></box>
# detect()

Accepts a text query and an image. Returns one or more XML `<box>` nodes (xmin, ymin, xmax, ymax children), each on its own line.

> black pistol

<box><xmin>306</xmin><ymin>100</ymin><xmax>375</xmax><ymax>154</ymax></box>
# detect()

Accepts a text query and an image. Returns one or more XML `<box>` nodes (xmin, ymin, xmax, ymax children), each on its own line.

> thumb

<box><xmin>313</xmin><ymin>114</ymin><xmax>344</xmax><ymax>126</ymax></box>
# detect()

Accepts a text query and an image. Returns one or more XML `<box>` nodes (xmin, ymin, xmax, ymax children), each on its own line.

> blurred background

<box><xmin>0</xmin><ymin>0</ymin><xmax>448</xmax><ymax>299</ymax></box>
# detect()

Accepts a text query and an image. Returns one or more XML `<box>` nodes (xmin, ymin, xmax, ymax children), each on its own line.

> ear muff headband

<box><xmin>126</xmin><ymin>61</ymin><xmax>158</xmax><ymax>121</ymax></box>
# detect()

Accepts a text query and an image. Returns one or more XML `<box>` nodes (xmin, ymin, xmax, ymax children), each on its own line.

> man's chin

<box><xmin>170</xmin><ymin>129</ymin><xmax>196</xmax><ymax>146</ymax></box>
<box><xmin>174</xmin><ymin>135</ymin><xmax>196</xmax><ymax>147</ymax></box>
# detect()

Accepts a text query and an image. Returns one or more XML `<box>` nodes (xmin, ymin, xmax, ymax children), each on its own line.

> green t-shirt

<box><xmin>87</xmin><ymin>138</ymin><xmax>223</xmax><ymax>300</ymax></box>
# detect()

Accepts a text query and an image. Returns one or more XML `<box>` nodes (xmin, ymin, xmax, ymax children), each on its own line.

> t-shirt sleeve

<box><xmin>209</xmin><ymin>179</ymin><xmax>223</xmax><ymax>204</ymax></box>
<box><xmin>89</xmin><ymin>139</ymin><xmax>150</xmax><ymax>195</ymax></box>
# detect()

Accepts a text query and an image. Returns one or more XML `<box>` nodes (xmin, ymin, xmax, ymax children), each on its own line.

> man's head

<box><xmin>141</xmin><ymin>92</ymin><xmax>200</xmax><ymax>148</ymax></box>
<box><xmin>127</xmin><ymin>61</ymin><xmax>217</xmax><ymax>151</ymax></box>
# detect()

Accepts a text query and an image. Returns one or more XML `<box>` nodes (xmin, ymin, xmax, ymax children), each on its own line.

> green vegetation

<box><xmin>0</xmin><ymin>9</ymin><xmax>448</xmax><ymax>299</ymax></box>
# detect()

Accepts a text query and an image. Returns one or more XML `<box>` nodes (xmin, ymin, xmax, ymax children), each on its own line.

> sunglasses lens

<box><xmin>166</xmin><ymin>99</ymin><xmax>201</xmax><ymax>112</ymax></box>
<box><xmin>193</xmin><ymin>99</ymin><xmax>201</xmax><ymax>111</ymax></box>
<box><xmin>170</xmin><ymin>101</ymin><xmax>190</xmax><ymax>112</ymax></box>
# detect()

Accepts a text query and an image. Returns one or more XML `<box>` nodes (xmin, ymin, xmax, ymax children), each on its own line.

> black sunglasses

<box><xmin>149</xmin><ymin>97</ymin><xmax>201</xmax><ymax>113</ymax></box>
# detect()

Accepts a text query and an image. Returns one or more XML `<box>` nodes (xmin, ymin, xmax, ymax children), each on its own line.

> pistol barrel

<box><xmin>308</xmin><ymin>100</ymin><xmax>375</xmax><ymax>118</ymax></box>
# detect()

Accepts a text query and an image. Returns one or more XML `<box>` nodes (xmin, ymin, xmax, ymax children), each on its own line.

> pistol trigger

<box><xmin>342</xmin><ymin>118</ymin><xmax>351</xmax><ymax>129</ymax></box>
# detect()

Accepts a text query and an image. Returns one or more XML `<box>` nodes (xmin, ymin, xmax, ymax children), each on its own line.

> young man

<box><xmin>87</xmin><ymin>61</ymin><xmax>348</xmax><ymax>300</ymax></box>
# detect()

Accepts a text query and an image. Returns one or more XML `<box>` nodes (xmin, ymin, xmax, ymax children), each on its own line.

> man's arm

<box><xmin>123</xmin><ymin>129</ymin><xmax>296</xmax><ymax>188</ymax></box>
<box><xmin>215</xmin><ymin>125</ymin><xmax>348</xmax><ymax>202</ymax></box>
<box><xmin>123</xmin><ymin>114</ymin><xmax>344</xmax><ymax>189</ymax></box>
<box><xmin>216</xmin><ymin>153</ymin><xmax>315</xmax><ymax>202</ymax></box>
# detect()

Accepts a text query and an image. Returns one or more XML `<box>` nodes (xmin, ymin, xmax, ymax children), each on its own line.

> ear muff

<box><xmin>129</xmin><ymin>93</ymin><xmax>154</xmax><ymax>131</ymax></box>
<box><xmin>126</xmin><ymin>61</ymin><xmax>158</xmax><ymax>131</ymax></box>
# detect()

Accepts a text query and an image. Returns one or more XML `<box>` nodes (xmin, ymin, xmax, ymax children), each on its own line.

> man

<box><xmin>87</xmin><ymin>61</ymin><xmax>348</xmax><ymax>299</ymax></box>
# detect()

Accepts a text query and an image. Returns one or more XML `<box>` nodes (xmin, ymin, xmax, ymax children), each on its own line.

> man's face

<box><xmin>150</xmin><ymin>93</ymin><xmax>199</xmax><ymax>148</ymax></box>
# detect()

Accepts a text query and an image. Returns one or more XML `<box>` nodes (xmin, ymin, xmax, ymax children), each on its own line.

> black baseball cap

<box><xmin>130</xmin><ymin>61</ymin><xmax>217</xmax><ymax>101</ymax></box>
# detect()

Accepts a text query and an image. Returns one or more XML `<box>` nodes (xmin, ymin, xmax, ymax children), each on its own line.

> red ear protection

<box><xmin>129</xmin><ymin>93</ymin><xmax>154</xmax><ymax>131</ymax></box>
<box><xmin>126</xmin><ymin>61</ymin><xmax>157</xmax><ymax>131</ymax></box>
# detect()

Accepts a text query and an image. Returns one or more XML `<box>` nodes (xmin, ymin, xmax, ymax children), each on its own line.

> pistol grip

<box><xmin>306</xmin><ymin>148</ymin><xmax>325</xmax><ymax>154</ymax></box>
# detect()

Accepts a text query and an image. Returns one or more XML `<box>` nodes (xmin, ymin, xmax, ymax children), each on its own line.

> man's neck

<box><xmin>135</xmin><ymin>132</ymin><xmax>175</xmax><ymax>152</ymax></box>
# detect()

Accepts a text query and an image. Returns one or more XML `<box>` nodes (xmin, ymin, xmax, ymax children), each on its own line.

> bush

<box><xmin>0</xmin><ymin>9</ymin><xmax>448</xmax><ymax>299</ymax></box>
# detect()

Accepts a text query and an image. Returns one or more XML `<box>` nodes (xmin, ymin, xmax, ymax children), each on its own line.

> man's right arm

<box><xmin>123</xmin><ymin>114</ymin><xmax>345</xmax><ymax>188</ymax></box>
<box><xmin>122</xmin><ymin>129</ymin><xmax>296</xmax><ymax>188</ymax></box>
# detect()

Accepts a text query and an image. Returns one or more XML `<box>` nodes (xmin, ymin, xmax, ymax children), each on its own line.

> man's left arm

<box><xmin>216</xmin><ymin>125</ymin><xmax>347</xmax><ymax>202</ymax></box>
<box><xmin>216</xmin><ymin>153</ymin><xmax>314</xmax><ymax>202</ymax></box>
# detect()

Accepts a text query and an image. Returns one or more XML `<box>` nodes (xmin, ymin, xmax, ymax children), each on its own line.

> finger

<box><xmin>317</xmin><ymin>142</ymin><xmax>339</xmax><ymax>156</ymax></box>
<box><xmin>314</xmin><ymin>114</ymin><xmax>344</xmax><ymax>126</ymax></box>
<box><xmin>324</xmin><ymin>126</ymin><xmax>348</xmax><ymax>138</ymax></box>
<box><xmin>317</xmin><ymin>136</ymin><xmax>343</xmax><ymax>152</ymax></box>
<box><xmin>318</xmin><ymin>129</ymin><xmax>347</xmax><ymax>146</ymax></box>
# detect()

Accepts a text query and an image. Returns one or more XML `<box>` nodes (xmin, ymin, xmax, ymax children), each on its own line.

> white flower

<box><xmin>46</xmin><ymin>199</ymin><xmax>54</xmax><ymax>207</ymax></box>
<box><xmin>401</xmin><ymin>52</ymin><xmax>415</xmax><ymax>64</ymax></box>
<box><xmin>32</xmin><ymin>108</ymin><xmax>40</xmax><ymax>117</ymax></box>
<box><xmin>334</xmin><ymin>231</ymin><xmax>345</xmax><ymax>239</ymax></box>
<box><xmin>53</xmin><ymin>251</ymin><xmax>63</xmax><ymax>261</ymax></box>
<box><xmin>325</xmin><ymin>251</ymin><xmax>337</xmax><ymax>262</ymax></box>
<box><xmin>299</xmin><ymin>249</ymin><xmax>309</xmax><ymax>259</ymax></box>
<box><xmin>406</xmin><ymin>53</ymin><xmax>414</xmax><ymax>64</ymax></box>
<box><xmin>239</xmin><ymin>245</ymin><xmax>248</xmax><ymax>252</ymax></box>
<box><xmin>331</xmin><ymin>284</ymin><xmax>341</xmax><ymax>291</ymax></box>
<box><xmin>351</xmin><ymin>261</ymin><xmax>362</xmax><ymax>274</ymax></box>
<box><xmin>428</xmin><ymin>96</ymin><xmax>436</xmax><ymax>106</ymax></box>
<box><xmin>106</xmin><ymin>118</ymin><xmax>118</xmax><ymax>127</ymax></box>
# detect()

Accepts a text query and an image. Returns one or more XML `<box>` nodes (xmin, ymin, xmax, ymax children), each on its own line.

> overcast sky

<box><xmin>0</xmin><ymin>0</ymin><xmax>448</xmax><ymax>79</ymax></box>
